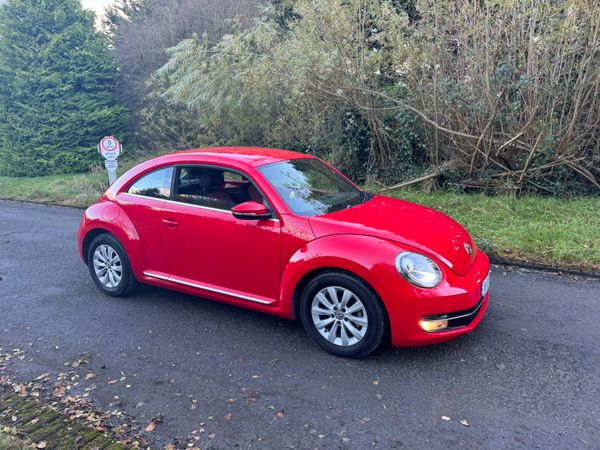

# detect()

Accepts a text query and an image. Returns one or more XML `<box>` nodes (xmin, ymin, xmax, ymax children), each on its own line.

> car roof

<box><xmin>166</xmin><ymin>146</ymin><xmax>313</xmax><ymax>167</ymax></box>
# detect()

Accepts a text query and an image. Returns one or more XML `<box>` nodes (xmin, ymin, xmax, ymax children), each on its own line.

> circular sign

<box><xmin>98</xmin><ymin>136</ymin><xmax>121</xmax><ymax>161</ymax></box>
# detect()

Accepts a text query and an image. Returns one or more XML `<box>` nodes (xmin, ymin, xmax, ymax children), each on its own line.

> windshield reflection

<box><xmin>259</xmin><ymin>159</ymin><xmax>369</xmax><ymax>217</ymax></box>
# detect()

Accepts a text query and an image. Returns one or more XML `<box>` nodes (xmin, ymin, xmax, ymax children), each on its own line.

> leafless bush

<box><xmin>401</xmin><ymin>0</ymin><xmax>600</xmax><ymax>194</ymax></box>
<box><xmin>105</xmin><ymin>0</ymin><xmax>265</xmax><ymax>147</ymax></box>
<box><xmin>145</xmin><ymin>0</ymin><xmax>599</xmax><ymax>193</ymax></box>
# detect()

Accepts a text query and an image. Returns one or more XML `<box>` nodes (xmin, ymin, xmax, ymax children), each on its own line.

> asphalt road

<box><xmin>0</xmin><ymin>199</ymin><xmax>599</xmax><ymax>449</ymax></box>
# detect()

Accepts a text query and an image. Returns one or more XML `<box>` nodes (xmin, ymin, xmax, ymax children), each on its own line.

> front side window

<box><xmin>258</xmin><ymin>158</ymin><xmax>368</xmax><ymax>217</ymax></box>
<box><xmin>128</xmin><ymin>167</ymin><xmax>173</xmax><ymax>199</ymax></box>
<box><xmin>173</xmin><ymin>166</ymin><xmax>267</xmax><ymax>212</ymax></box>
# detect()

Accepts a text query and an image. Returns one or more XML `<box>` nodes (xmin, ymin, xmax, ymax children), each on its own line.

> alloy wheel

<box><xmin>311</xmin><ymin>286</ymin><xmax>368</xmax><ymax>347</ymax></box>
<box><xmin>92</xmin><ymin>244</ymin><xmax>123</xmax><ymax>289</ymax></box>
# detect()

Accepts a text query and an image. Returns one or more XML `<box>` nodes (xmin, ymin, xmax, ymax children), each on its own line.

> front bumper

<box><xmin>377</xmin><ymin>250</ymin><xmax>490</xmax><ymax>347</ymax></box>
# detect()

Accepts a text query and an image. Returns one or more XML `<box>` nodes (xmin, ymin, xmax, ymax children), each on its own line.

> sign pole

<box><xmin>105</xmin><ymin>159</ymin><xmax>118</xmax><ymax>185</ymax></box>
<box><xmin>98</xmin><ymin>136</ymin><xmax>122</xmax><ymax>186</ymax></box>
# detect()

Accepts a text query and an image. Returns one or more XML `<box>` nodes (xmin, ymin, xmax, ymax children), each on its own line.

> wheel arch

<box><xmin>82</xmin><ymin>228</ymin><xmax>112</xmax><ymax>264</ymax></box>
<box><xmin>291</xmin><ymin>267</ymin><xmax>335</xmax><ymax>320</ymax></box>
<box><xmin>281</xmin><ymin>235</ymin><xmax>400</xmax><ymax>342</ymax></box>
<box><xmin>79</xmin><ymin>204</ymin><xmax>145</xmax><ymax>276</ymax></box>
<box><xmin>290</xmin><ymin>267</ymin><xmax>391</xmax><ymax>342</ymax></box>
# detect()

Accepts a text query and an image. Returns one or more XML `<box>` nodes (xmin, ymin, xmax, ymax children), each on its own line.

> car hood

<box><xmin>308</xmin><ymin>195</ymin><xmax>477</xmax><ymax>276</ymax></box>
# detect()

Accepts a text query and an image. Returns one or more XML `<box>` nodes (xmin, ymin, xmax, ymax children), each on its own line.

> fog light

<box><xmin>420</xmin><ymin>319</ymin><xmax>449</xmax><ymax>332</ymax></box>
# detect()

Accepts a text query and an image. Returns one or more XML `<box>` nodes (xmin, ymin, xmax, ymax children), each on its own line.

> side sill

<box><xmin>143</xmin><ymin>271</ymin><xmax>275</xmax><ymax>305</ymax></box>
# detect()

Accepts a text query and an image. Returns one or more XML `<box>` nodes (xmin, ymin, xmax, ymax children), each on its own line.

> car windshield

<box><xmin>258</xmin><ymin>158</ymin><xmax>369</xmax><ymax>217</ymax></box>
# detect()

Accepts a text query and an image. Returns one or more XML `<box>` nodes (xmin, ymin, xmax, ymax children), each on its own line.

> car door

<box><xmin>118</xmin><ymin>166</ymin><xmax>174</xmax><ymax>276</ymax></box>
<box><xmin>159</xmin><ymin>165</ymin><xmax>281</xmax><ymax>303</ymax></box>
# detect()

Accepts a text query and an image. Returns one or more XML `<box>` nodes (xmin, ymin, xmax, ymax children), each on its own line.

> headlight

<box><xmin>395</xmin><ymin>252</ymin><xmax>442</xmax><ymax>288</ymax></box>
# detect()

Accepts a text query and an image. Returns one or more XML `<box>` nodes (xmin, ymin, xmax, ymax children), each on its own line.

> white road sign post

<box><xmin>98</xmin><ymin>136</ymin><xmax>122</xmax><ymax>185</ymax></box>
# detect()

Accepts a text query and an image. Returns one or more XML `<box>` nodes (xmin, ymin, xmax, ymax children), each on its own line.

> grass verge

<box><xmin>0</xmin><ymin>158</ymin><xmax>142</xmax><ymax>208</ymax></box>
<box><xmin>386</xmin><ymin>189</ymin><xmax>600</xmax><ymax>272</ymax></box>
<box><xmin>0</xmin><ymin>171</ymin><xmax>106</xmax><ymax>208</ymax></box>
<box><xmin>0</xmin><ymin>171</ymin><xmax>598</xmax><ymax>271</ymax></box>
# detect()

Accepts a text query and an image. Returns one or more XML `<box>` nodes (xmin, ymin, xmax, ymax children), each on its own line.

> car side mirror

<box><xmin>232</xmin><ymin>201</ymin><xmax>273</xmax><ymax>220</ymax></box>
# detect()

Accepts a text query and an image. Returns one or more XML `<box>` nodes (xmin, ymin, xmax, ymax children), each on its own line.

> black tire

<box><xmin>87</xmin><ymin>233</ymin><xmax>138</xmax><ymax>297</ymax></box>
<box><xmin>299</xmin><ymin>271</ymin><xmax>386</xmax><ymax>358</ymax></box>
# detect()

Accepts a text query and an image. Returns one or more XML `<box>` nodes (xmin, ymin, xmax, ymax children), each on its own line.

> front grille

<box><xmin>422</xmin><ymin>297</ymin><xmax>485</xmax><ymax>330</ymax></box>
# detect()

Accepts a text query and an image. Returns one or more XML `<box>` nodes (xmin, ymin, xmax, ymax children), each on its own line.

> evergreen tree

<box><xmin>0</xmin><ymin>0</ymin><xmax>128</xmax><ymax>176</ymax></box>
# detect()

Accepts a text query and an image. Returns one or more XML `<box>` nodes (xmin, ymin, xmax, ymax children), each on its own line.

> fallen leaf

<box><xmin>145</xmin><ymin>421</ymin><xmax>156</xmax><ymax>432</ymax></box>
<box><xmin>441</xmin><ymin>416</ymin><xmax>451</xmax><ymax>421</ymax></box>
<box><xmin>208</xmin><ymin>433</ymin><xmax>216</xmax><ymax>439</ymax></box>
<box><xmin>276</xmin><ymin>411</ymin><xmax>285</xmax><ymax>418</ymax></box>
<box><xmin>30</xmin><ymin>418</ymin><xmax>39</xmax><ymax>425</ymax></box>
<box><xmin>224</xmin><ymin>413</ymin><xmax>232</xmax><ymax>421</ymax></box>
<box><xmin>108</xmin><ymin>379</ymin><xmax>118</xmax><ymax>385</ymax></box>
<box><xmin>460</xmin><ymin>419</ymin><xmax>469</xmax><ymax>427</ymax></box>
<box><xmin>85</xmin><ymin>373</ymin><xmax>95</xmax><ymax>380</ymax></box>
<box><xmin>53</xmin><ymin>386</ymin><xmax>66</xmax><ymax>397</ymax></box>
<box><xmin>164</xmin><ymin>445</ymin><xmax>176</xmax><ymax>450</ymax></box>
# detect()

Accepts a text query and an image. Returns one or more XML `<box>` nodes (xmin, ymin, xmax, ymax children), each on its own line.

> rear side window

<box><xmin>128</xmin><ymin>167</ymin><xmax>173</xmax><ymax>200</ymax></box>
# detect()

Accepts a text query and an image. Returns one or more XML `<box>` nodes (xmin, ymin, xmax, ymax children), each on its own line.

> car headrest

<box><xmin>196</xmin><ymin>169</ymin><xmax>224</xmax><ymax>188</ymax></box>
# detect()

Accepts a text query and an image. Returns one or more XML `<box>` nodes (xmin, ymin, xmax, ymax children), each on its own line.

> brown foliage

<box><xmin>403</xmin><ymin>0</ymin><xmax>600</xmax><ymax>193</ymax></box>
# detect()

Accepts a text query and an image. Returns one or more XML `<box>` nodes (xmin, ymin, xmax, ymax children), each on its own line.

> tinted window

<box><xmin>258</xmin><ymin>158</ymin><xmax>367</xmax><ymax>216</ymax></box>
<box><xmin>128</xmin><ymin>167</ymin><xmax>173</xmax><ymax>199</ymax></box>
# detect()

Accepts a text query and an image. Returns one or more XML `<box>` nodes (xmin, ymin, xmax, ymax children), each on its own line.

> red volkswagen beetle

<box><xmin>77</xmin><ymin>147</ymin><xmax>490</xmax><ymax>358</ymax></box>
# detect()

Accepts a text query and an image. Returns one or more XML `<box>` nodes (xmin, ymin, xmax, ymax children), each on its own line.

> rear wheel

<box><xmin>87</xmin><ymin>233</ymin><xmax>138</xmax><ymax>297</ymax></box>
<box><xmin>300</xmin><ymin>272</ymin><xmax>385</xmax><ymax>358</ymax></box>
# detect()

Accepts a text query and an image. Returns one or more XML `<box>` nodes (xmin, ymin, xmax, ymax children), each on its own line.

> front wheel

<box><xmin>87</xmin><ymin>233</ymin><xmax>138</xmax><ymax>297</ymax></box>
<box><xmin>300</xmin><ymin>272</ymin><xmax>386</xmax><ymax>358</ymax></box>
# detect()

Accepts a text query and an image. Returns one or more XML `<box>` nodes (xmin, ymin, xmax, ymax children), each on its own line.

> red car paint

<box><xmin>77</xmin><ymin>147</ymin><xmax>489</xmax><ymax>347</ymax></box>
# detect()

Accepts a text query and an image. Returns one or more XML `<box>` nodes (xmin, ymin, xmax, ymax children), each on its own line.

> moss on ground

<box><xmin>0</xmin><ymin>393</ymin><xmax>127</xmax><ymax>450</ymax></box>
